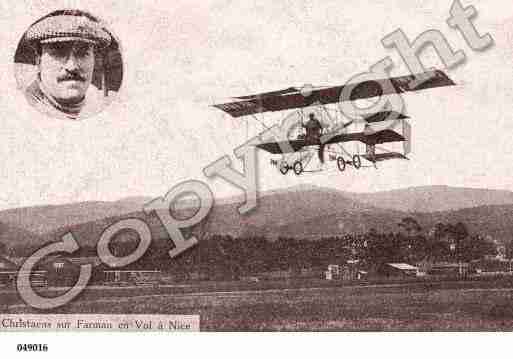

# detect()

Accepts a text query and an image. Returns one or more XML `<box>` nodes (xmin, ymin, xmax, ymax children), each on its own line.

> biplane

<box><xmin>214</xmin><ymin>69</ymin><xmax>454</xmax><ymax>175</ymax></box>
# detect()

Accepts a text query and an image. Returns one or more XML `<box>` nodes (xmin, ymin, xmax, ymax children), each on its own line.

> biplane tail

<box><xmin>362</xmin><ymin>151</ymin><xmax>409</xmax><ymax>162</ymax></box>
<box><xmin>361</xmin><ymin>118</ymin><xmax>411</xmax><ymax>163</ymax></box>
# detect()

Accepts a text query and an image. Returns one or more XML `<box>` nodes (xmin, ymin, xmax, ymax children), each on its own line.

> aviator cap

<box><xmin>25</xmin><ymin>9</ymin><xmax>111</xmax><ymax>49</ymax></box>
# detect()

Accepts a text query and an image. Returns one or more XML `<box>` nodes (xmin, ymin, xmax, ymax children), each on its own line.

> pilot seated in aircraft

<box><xmin>303</xmin><ymin>113</ymin><xmax>323</xmax><ymax>143</ymax></box>
<box><xmin>302</xmin><ymin>113</ymin><xmax>326</xmax><ymax>163</ymax></box>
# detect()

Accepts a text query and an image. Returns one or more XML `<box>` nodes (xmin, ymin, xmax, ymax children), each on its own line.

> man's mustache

<box><xmin>57</xmin><ymin>71</ymin><xmax>86</xmax><ymax>82</ymax></box>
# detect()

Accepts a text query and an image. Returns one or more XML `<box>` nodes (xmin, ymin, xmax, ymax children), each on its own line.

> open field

<box><xmin>4</xmin><ymin>278</ymin><xmax>513</xmax><ymax>330</ymax></box>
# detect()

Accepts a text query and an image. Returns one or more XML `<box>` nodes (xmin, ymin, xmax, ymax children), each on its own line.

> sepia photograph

<box><xmin>1</xmin><ymin>2</ymin><xmax>513</xmax><ymax>351</ymax></box>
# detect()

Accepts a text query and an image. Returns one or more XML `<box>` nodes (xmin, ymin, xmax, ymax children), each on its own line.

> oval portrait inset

<box><xmin>14</xmin><ymin>9</ymin><xmax>123</xmax><ymax>120</ymax></box>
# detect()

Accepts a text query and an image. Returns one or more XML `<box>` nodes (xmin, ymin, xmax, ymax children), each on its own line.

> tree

<box><xmin>452</xmin><ymin>222</ymin><xmax>469</xmax><ymax>242</ymax></box>
<box><xmin>0</xmin><ymin>242</ymin><xmax>6</xmax><ymax>256</ymax></box>
<box><xmin>432</xmin><ymin>222</ymin><xmax>446</xmax><ymax>241</ymax></box>
<box><xmin>364</xmin><ymin>230</ymin><xmax>406</xmax><ymax>268</ymax></box>
<box><xmin>398</xmin><ymin>217</ymin><xmax>422</xmax><ymax>237</ymax></box>
<box><xmin>506</xmin><ymin>241</ymin><xmax>513</xmax><ymax>260</ymax></box>
<box><xmin>459</xmin><ymin>235</ymin><xmax>497</xmax><ymax>261</ymax></box>
<box><xmin>449</xmin><ymin>222</ymin><xmax>469</xmax><ymax>261</ymax></box>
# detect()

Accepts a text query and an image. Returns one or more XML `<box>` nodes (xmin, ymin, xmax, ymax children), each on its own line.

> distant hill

<box><xmin>34</xmin><ymin>186</ymin><xmax>378</xmax><ymax>247</ymax></box>
<box><xmin>0</xmin><ymin>221</ymin><xmax>41</xmax><ymax>250</ymax></box>
<box><xmin>34</xmin><ymin>201</ymin><xmax>513</xmax><ymax>249</ymax></box>
<box><xmin>342</xmin><ymin>185</ymin><xmax>513</xmax><ymax>213</ymax></box>
<box><xmin>2</xmin><ymin>185</ymin><xmax>513</xmax><ymax>252</ymax></box>
<box><xmin>0</xmin><ymin>199</ymin><xmax>150</xmax><ymax>235</ymax></box>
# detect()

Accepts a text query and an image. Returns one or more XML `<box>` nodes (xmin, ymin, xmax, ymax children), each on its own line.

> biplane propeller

<box><xmin>214</xmin><ymin>69</ymin><xmax>454</xmax><ymax>176</ymax></box>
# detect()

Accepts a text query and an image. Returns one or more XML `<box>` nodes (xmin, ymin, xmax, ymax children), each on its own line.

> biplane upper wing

<box><xmin>234</xmin><ymin>87</ymin><xmax>298</xmax><ymax>100</ymax></box>
<box><xmin>214</xmin><ymin>69</ymin><xmax>454</xmax><ymax>118</ymax></box>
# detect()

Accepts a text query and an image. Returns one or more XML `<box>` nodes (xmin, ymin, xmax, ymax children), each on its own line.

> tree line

<box><xmin>132</xmin><ymin>218</ymin><xmax>498</xmax><ymax>278</ymax></box>
<box><xmin>0</xmin><ymin>218</ymin><xmax>499</xmax><ymax>280</ymax></box>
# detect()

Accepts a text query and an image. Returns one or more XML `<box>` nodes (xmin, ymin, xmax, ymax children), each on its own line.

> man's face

<box><xmin>38</xmin><ymin>41</ymin><xmax>95</xmax><ymax>105</ymax></box>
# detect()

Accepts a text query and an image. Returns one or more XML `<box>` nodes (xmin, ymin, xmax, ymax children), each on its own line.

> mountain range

<box><xmin>1</xmin><ymin>185</ymin><xmax>513</xmax><ymax>253</ymax></box>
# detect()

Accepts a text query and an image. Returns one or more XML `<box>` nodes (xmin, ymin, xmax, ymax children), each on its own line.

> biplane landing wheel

<box><xmin>279</xmin><ymin>162</ymin><xmax>289</xmax><ymax>175</ymax></box>
<box><xmin>293</xmin><ymin>161</ymin><xmax>303</xmax><ymax>175</ymax></box>
<box><xmin>337</xmin><ymin>156</ymin><xmax>346</xmax><ymax>172</ymax></box>
<box><xmin>352</xmin><ymin>154</ymin><xmax>361</xmax><ymax>169</ymax></box>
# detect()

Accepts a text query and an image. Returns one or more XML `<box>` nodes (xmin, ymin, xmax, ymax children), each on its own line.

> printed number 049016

<box><xmin>16</xmin><ymin>344</ymin><xmax>48</xmax><ymax>352</ymax></box>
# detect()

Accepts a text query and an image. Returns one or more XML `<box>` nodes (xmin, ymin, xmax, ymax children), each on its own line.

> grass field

<box><xmin>4</xmin><ymin>278</ymin><xmax>513</xmax><ymax>330</ymax></box>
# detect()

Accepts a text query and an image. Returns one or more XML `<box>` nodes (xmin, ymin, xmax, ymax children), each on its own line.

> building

<box><xmin>3</xmin><ymin>255</ymin><xmax>104</xmax><ymax>287</ymax></box>
<box><xmin>325</xmin><ymin>260</ymin><xmax>364</xmax><ymax>281</ymax></box>
<box><xmin>379</xmin><ymin>263</ymin><xmax>419</xmax><ymax>277</ymax></box>
<box><xmin>298</xmin><ymin>267</ymin><xmax>324</xmax><ymax>279</ymax></box>
<box><xmin>36</xmin><ymin>256</ymin><xmax>82</xmax><ymax>287</ymax></box>
<box><xmin>471</xmin><ymin>259</ymin><xmax>511</xmax><ymax>274</ymax></box>
<box><xmin>240</xmin><ymin>276</ymin><xmax>260</xmax><ymax>282</ymax></box>
<box><xmin>343</xmin><ymin>260</ymin><xmax>363</xmax><ymax>280</ymax></box>
<box><xmin>417</xmin><ymin>261</ymin><xmax>471</xmax><ymax>277</ymax></box>
<box><xmin>103</xmin><ymin>270</ymin><xmax>161</xmax><ymax>285</ymax></box>
<box><xmin>258</xmin><ymin>270</ymin><xmax>293</xmax><ymax>280</ymax></box>
<box><xmin>0</xmin><ymin>256</ymin><xmax>18</xmax><ymax>286</ymax></box>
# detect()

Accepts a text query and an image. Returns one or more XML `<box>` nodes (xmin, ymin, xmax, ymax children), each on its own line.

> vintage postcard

<box><xmin>0</xmin><ymin>1</ymin><xmax>512</xmax><ymax>345</ymax></box>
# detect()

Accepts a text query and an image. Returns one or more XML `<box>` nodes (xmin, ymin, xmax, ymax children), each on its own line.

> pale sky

<box><xmin>0</xmin><ymin>0</ymin><xmax>512</xmax><ymax>210</ymax></box>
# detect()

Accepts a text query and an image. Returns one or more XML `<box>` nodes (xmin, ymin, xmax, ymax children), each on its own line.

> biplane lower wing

<box><xmin>362</xmin><ymin>111</ymin><xmax>408</xmax><ymax>123</ymax></box>
<box><xmin>256</xmin><ymin>139</ymin><xmax>309</xmax><ymax>154</ymax></box>
<box><xmin>256</xmin><ymin>129</ymin><xmax>405</xmax><ymax>154</ymax></box>
<box><xmin>364</xmin><ymin>129</ymin><xmax>405</xmax><ymax>144</ymax></box>
<box><xmin>323</xmin><ymin>129</ymin><xmax>405</xmax><ymax>146</ymax></box>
